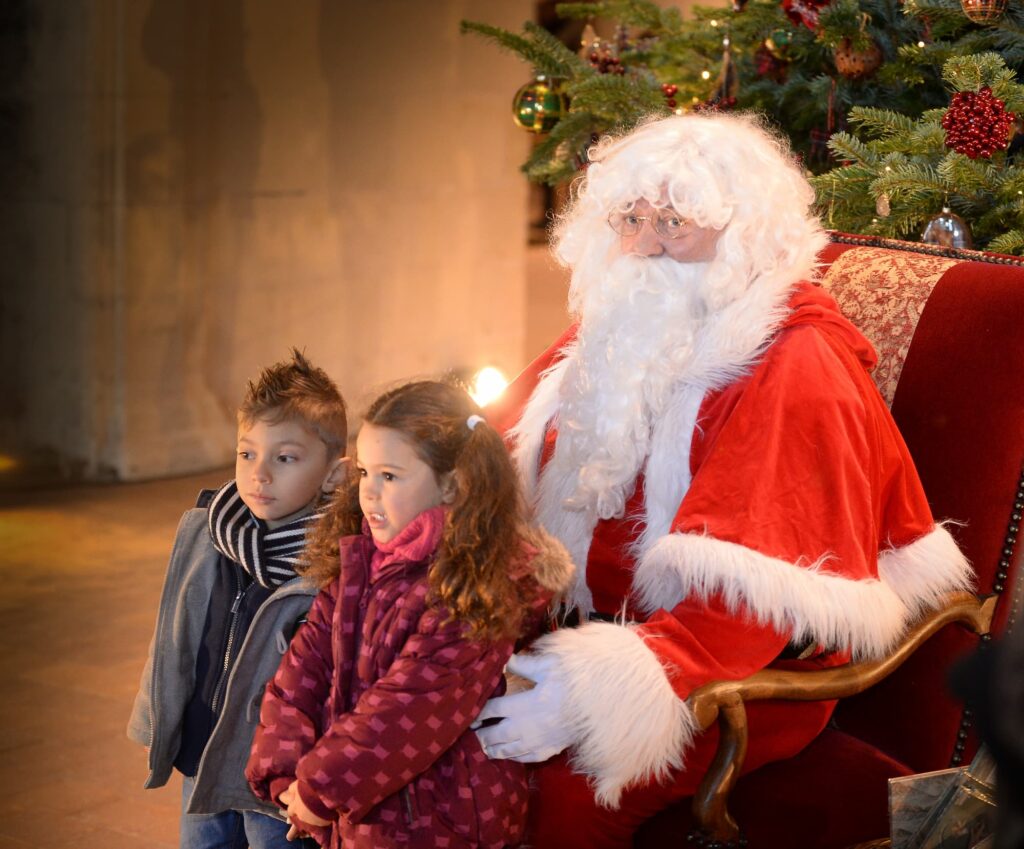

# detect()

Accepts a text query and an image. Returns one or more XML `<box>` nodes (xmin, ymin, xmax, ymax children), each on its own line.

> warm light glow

<box><xmin>0</xmin><ymin>455</ymin><xmax>17</xmax><ymax>473</ymax></box>
<box><xmin>710</xmin><ymin>19</ymin><xmax>719</xmax><ymax>26</ymax></box>
<box><xmin>469</xmin><ymin>367</ymin><xmax>508</xmax><ymax>407</ymax></box>
<box><xmin>917</xmin><ymin>41</ymin><xmax>926</xmax><ymax>48</ymax></box>
<box><xmin>701</xmin><ymin>70</ymin><xmax>711</xmax><ymax>80</ymax></box>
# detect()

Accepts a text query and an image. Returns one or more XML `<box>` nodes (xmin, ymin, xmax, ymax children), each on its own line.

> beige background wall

<box><xmin>2</xmin><ymin>0</ymin><xmax>713</xmax><ymax>483</ymax></box>
<box><xmin>2</xmin><ymin>0</ymin><xmax>538</xmax><ymax>481</ymax></box>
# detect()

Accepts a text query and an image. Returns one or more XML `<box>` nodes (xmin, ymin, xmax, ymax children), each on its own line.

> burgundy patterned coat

<box><xmin>246</xmin><ymin>507</ymin><xmax>572</xmax><ymax>849</ymax></box>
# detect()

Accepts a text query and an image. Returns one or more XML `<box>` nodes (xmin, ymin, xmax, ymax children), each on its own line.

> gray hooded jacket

<box><xmin>127</xmin><ymin>506</ymin><xmax>317</xmax><ymax>816</ymax></box>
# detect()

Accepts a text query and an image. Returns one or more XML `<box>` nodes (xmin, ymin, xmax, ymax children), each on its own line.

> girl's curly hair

<box><xmin>300</xmin><ymin>380</ymin><xmax>533</xmax><ymax>641</ymax></box>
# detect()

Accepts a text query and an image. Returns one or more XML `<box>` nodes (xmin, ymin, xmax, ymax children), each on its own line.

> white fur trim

<box><xmin>634</xmin><ymin>383</ymin><xmax>706</xmax><ymax>554</ymax></box>
<box><xmin>633</xmin><ymin>525</ymin><xmax>973</xmax><ymax>660</ymax></box>
<box><xmin>879</xmin><ymin>523</ymin><xmax>974</xmax><ymax>619</ymax></box>
<box><xmin>512</xmin><ymin>270</ymin><xmax>816</xmax><ymax>612</ymax></box>
<box><xmin>509</xmin><ymin>353</ymin><xmax>572</xmax><ymax>500</ymax></box>
<box><xmin>533</xmin><ymin>622</ymin><xmax>697</xmax><ymax>808</ymax></box>
<box><xmin>510</xmin><ymin>350</ymin><xmax>598</xmax><ymax>611</ymax></box>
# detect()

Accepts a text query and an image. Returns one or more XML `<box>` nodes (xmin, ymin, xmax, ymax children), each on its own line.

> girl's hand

<box><xmin>280</xmin><ymin>780</ymin><xmax>331</xmax><ymax>839</ymax></box>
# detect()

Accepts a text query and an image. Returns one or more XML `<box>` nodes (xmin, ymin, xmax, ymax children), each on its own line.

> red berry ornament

<box><xmin>589</xmin><ymin>45</ymin><xmax>626</xmax><ymax>75</ymax></box>
<box><xmin>661</xmin><ymin>83</ymin><xmax>679</xmax><ymax>111</ymax></box>
<box><xmin>941</xmin><ymin>87</ymin><xmax>1016</xmax><ymax>159</ymax></box>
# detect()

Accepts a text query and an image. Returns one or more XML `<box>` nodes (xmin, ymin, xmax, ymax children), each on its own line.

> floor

<box><xmin>0</xmin><ymin>247</ymin><xmax>571</xmax><ymax>849</ymax></box>
<box><xmin>0</xmin><ymin>469</ymin><xmax>229</xmax><ymax>848</ymax></box>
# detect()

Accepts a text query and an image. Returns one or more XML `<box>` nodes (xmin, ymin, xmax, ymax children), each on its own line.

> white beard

<box><xmin>551</xmin><ymin>253</ymin><xmax>712</xmax><ymax>522</ymax></box>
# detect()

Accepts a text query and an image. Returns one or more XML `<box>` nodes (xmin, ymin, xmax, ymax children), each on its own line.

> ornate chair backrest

<box><xmin>818</xmin><ymin>233</ymin><xmax>1024</xmax><ymax>772</ymax></box>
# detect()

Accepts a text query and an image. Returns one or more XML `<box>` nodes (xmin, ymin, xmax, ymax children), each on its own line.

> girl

<box><xmin>246</xmin><ymin>380</ymin><xmax>572</xmax><ymax>849</ymax></box>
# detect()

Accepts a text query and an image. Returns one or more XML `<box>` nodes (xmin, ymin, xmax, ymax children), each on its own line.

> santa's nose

<box><xmin>621</xmin><ymin>223</ymin><xmax>665</xmax><ymax>257</ymax></box>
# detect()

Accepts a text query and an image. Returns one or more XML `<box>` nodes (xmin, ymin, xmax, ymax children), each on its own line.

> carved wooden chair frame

<box><xmin>686</xmin><ymin>592</ymin><xmax>996</xmax><ymax>848</ymax></box>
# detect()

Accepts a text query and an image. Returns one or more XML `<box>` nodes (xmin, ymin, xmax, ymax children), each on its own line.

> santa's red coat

<box><xmin>486</xmin><ymin>282</ymin><xmax>971</xmax><ymax>810</ymax></box>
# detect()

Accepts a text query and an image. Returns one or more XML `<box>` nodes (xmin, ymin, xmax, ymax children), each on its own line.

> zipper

<box><xmin>210</xmin><ymin>564</ymin><xmax>250</xmax><ymax>715</ymax></box>
<box><xmin>401</xmin><ymin>786</ymin><xmax>415</xmax><ymax>827</ymax></box>
<box><xmin>147</xmin><ymin>640</ymin><xmax>159</xmax><ymax>779</ymax></box>
<box><xmin>191</xmin><ymin>578</ymin><xmax>317</xmax><ymax>787</ymax></box>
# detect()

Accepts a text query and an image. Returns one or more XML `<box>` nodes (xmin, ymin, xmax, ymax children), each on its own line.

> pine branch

<box><xmin>567</xmin><ymin>73</ymin><xmax>665</xmax><ymax>121</ymax></box>
<box><xmin>825</xmin><ymin>132</ymin><xmax>879</xmax><ymax>165</ymax></box>
<box><xmin>523</xmin><ymin>22</ymin><xmax>595</xmax><ymax>78</ymax></box>
<box><xmin>847</xmin><ymin>106</ymin><xmax>919</xmax><ymax>137</ymax></box>
<box><xmin>555</xmin><ymin>1</ymin><xmax>682</xmax><ymax>33</ymax></box>
<box><xmin>996</xmin><ymin>169</ymin><xmax>1024</xmax><ymax>199</ymax></box>
<box><xmin>877</xmin><ymin>206</ymin><xmax>934</xmax><ymax>241</ymax></box>
<box><xmin>986</xmin><ymin>230</ymin><xmax>1024</xmax><ymax>256</ymax></box>
<box><xmin>460</xmin><ymin>21</ymin><xmax>580</xmax><ymax>78</ymax></box>
<box><xmin>523</xmin><ymin>110</ymin><xmax>599</xmax><ymax>184</ymax></box>
<box><xmin>818</xmin><ymin>0</ymin><xmax>878</xmax><ymax>50</ymax></box>
<box><xmin>873</xmin><ymin>161</ymin><xmax>947</xmax><ymax>202</ymax></box>
<box><xmin>937</xmin><ymin>152</ymin><xmax>1003</xmax><ymax>198</ymax></box>
<box><xmin>943</xmin><ymin>52</ymin><xmax>1015</xmax><ymax>91</ymax></box>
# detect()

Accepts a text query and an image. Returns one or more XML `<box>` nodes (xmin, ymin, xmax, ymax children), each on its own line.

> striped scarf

<box><xmin>207</xmin><ymin>480</ymin><xmax>324</xmax><ymax>588</ymax></box>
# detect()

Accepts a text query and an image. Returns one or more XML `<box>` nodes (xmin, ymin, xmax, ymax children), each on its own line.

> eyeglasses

<box><xmin>608</xmin><ymin>208</ymin><xmax>691</xmax><ymax>240</ymax></box>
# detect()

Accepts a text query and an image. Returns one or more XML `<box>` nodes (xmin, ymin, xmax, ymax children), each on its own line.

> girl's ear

<box><xmin>439</xmin><ymin>471</ymin><xmax>458</xmax><ymax>504</ymax></box>
<box><xmin>322</xmin><ymin>456</ymin><xmax>350</xmax><ymax>493</ymax></box>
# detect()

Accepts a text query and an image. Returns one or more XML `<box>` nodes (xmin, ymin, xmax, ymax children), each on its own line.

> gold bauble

<box><xmin>833</xmin><ymin>37</ymin><xmax>883</xmax><ymax>80</ymax></box>
<box><xmin>960</xmin><ymin>0</ymin><xmax>1008</xmax><ymax>23</ymax></box>
<box><xmin>512</xmin><ymin>76</ymin><xmax>567</xmax><ymax>134</ymax></box>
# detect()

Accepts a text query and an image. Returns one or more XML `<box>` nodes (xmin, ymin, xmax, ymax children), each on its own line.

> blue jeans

<box><xmin>180</xmin><ymin>776</ymin><xmax>319</xmax><ymax>849</ymax></box>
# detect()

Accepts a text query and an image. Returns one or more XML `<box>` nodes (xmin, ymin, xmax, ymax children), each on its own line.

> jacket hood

<box><xmin>782</xmin><ymin>282</ymin><xmax>878</xmax><ymax>371</ymax></box>
<box><xmin>520</xmin><ymin>525</ymin><xmax>576</xmax><ymax>602</ymax></box>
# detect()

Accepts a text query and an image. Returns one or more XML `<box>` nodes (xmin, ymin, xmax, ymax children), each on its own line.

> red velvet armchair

<box><xmin>636</xmin><ymin>233</ymin><xmax>1024</xmax><ymax>849</ymax></box>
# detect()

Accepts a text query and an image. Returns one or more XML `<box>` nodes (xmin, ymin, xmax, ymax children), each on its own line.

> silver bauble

<box><xmin>921</xmin><ymin>207</ymin><xmax>973</xmax><ymax>250</ymax></box>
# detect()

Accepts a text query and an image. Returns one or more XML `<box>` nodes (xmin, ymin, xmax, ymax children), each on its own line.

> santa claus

<box><xmin>475</xmin><ymin>112</ymin><xmax>973</xmax><ymax>847</ymax></box>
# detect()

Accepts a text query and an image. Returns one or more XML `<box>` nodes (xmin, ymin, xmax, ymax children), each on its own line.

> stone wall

<box><xmin>2</xmin><ymin>0</ymin><xmax>532</xmax><ymax>480</ymax></box>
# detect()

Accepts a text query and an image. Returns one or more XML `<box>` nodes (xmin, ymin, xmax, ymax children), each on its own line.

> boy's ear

<box><xmin>440</xmin><ymin>471</ymin><xmax>457</xmax><ymax>504</ymax></box>
<box><xmin>322</xmin><ymin>456</ymin><xmax>349</xmax><ymax>493</ymax></box>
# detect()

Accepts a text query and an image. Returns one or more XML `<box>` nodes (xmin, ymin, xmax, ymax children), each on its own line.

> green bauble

<box><xmin>765</xmin><ymin>28</ymin><xmax>793</xmax><ymax>59</ymax></box>
<box><xmin>512</xmin><ymin>76</ymin><xmax>567</xmax><ymax>134</ymax></box>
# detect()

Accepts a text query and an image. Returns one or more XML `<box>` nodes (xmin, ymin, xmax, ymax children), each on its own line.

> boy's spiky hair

<box><xmin>238</xmin><ymin>349</ymin><xmax>347</xmax><ymax>455</ymax></box>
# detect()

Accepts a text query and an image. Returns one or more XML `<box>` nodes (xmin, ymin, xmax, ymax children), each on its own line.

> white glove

<box><xmin>473</xmin><ymin>652</ymin><xmax>575</xmax><ymax>763</ymax></box>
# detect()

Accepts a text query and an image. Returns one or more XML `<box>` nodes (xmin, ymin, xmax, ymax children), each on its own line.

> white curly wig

<box><xmin>553</xmin><ymin>110</ymin><xmax>827</xmax><ymax>314</ymax></box>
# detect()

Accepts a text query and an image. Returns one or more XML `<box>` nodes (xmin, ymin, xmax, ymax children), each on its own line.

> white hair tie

<box><xmin>466</xmin><ymin>415</ymin><xmax>485</xmax><ymax>431</ymax></box>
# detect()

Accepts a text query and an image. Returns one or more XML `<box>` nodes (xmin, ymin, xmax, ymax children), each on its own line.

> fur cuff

<box><xmin>533</xmin><ymin>622</ymin><xmax>697</xmax><ymax>808</ymax></box>
<box><xmin>879</xmin><ymin>524</ymin><xmax>974</xmax><ymax>618</ymax></box>
<box><xmin>633</xmin><ymin>526</ymin><xmax>972</xmax><ymax>660</ymax></box>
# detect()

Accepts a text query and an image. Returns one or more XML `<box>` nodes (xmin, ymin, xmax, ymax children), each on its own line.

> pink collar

<box><xmin>367</xmin><ymin>506</ymin><xmax>446</xmax><ymax>579</ymax></box>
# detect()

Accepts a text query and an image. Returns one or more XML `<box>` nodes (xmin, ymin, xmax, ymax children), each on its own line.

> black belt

<box><xmin>558</xmin><ymin>607</ymin><xmax>631</xmax><ymax>628</ymax></box>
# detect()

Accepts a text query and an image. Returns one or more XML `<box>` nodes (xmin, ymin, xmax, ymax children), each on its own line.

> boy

<box><xmin>128</xmin><ymin>350</ymin><xmax>347</xmax><ymax>849</ymax></box>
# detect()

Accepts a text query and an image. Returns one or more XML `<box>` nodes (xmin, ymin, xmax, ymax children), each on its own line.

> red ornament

<box><xmin>782</xmin><ymin>0</ymin><xmax>831</xmax><ymax>30</ymax></box>
<box><xmin>661</xmin><ymin>83</ymin><xmax>679</xmax><ymax>111</ymax></box>
<box><xmin>589</xmin><ymin>44</ymin><xmax>626</xmax><ymax>75</ymax></box>
<box><xmin>941</xmin><ymin>86</ymin><xmax>1016</xmax><ymax>159</ymax></box>
<box><xmin>755</xmin><ymin>44</ymin><xmax>789</xmax><ymax>82</ymax></box>
<box><xmin>694</xmin><ymin>96</ymin><xmax>738</xmax><ymax>113</ymax></box>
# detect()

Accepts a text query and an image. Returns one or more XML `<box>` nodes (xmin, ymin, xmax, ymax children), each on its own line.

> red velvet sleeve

<box><xmin>677</xmin><ymin>322</ymin><xmax>933</xmax><ymax>579</ymax></box>
<box><xmin>639</xmin><ymin>594</ymin><xmax>792</xmax><ymax>700</ymax></box>
<box><xmin>633</xmin><ymin>323</ymin><xmax>935</xmax><ymax>683</ymax></box>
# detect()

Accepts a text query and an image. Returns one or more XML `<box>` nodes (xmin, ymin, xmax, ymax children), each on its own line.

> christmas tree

<box><xmin>462</xmin><ymin>0</ymin><xmax>1024</xmax><ymax>253</ymax></box>
<box><xmin>815</xmin><ymin>52</ymin><xmax>1024</xmax><ymax>254</ymax></box>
